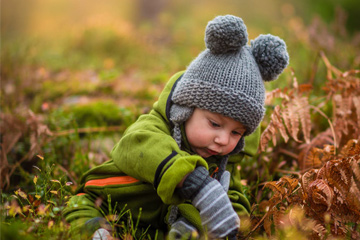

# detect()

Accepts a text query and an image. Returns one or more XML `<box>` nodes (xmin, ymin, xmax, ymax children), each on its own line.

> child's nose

<box><xmin>214</xmin><ymin>131</ymin><xmax>229</xmax><ymax>146</ymax></box>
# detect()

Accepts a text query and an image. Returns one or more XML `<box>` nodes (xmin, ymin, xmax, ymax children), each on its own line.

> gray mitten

<box><xmin>179</xmin><ymin>167</ymin><xmax>240</xmax><ymax>239</ymax></box>
<box><xmin>169</xmin><ymin>216</ymin><xmax>199</xmax><ymax>240</ymax></box>
<box><xmin>84</xmin><ymin>217</ymin><xmax>112</xmax><ymax>240</ymax></box>
<box><xmin>219</xmin><ymin>170</ymin><xmax>231</xmax><ymax>193</ymax></box>
<box><xmin>92</xmin><ymin>228</ymin><xmax>111</xmax><ymax>240</ymax></box>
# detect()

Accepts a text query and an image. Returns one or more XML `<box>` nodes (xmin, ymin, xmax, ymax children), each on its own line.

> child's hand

<box><xmin>168</xmin><ymin>216</ymin><xmax>199</xmax><ymax>240</ymax></box>
<box><xmin>92</xmin><ymin>228</ymin><xmax>112</xmax><ymax>240</ymax></box>
<box><xmin>179</xmin><ymin>167</ymin><xmax>240</xmax><ymax>239</ymax></box>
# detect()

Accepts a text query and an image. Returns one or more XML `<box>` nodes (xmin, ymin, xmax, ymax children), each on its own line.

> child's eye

<box><xmin>210</xmin><ymin>120</ymin><xmax>220</xmax><ymax>128</ymax></box>
<box><xmin>232</xmin><ymin>131</ymin><xmax>242</xmax><ymax>136</ymax></box>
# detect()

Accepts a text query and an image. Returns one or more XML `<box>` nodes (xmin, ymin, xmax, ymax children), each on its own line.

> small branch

<box><xmin>278</xmin><ymin>148</ymin><xmax>299</xmax><ymax>159</ymax></box>
<box><xmin>320</xmin><ymin>51</ymin><xmax>343</xmax><ymax>79</ymax></box>
<box><xmin>309</xmin><ymin>105</ymin><xmax>337</xmax><ymax>149</ymax></box>
<box><xmin>57</xmin><ymin>164</ymin><xmax>77</xmax><ymax>185</ymax></box>
<box><xmin>53</xmin><ymin>126</ymin><xmax>126</xmax><ymax>137</ymax></box>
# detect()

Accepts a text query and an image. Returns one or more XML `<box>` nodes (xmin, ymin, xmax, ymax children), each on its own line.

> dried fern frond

<box><xmin>263</xmin><ymin>181</ymin><xmax>286</xmax><ymax>197</ymax></box>
<box><xmin>297</xmin><ymin>96</ymin><xmax>312</xmax><ymax>144</ymax></box>
<box><xmin>281</xmin><ymin>101</ymin><xmax>301</xmax><ymax>142</ymax></box>
<box><xmin>308</xmin><ymin>179</ymin><xmax>334</xmax><ymax>212</ymax></box>
<box><xmin>261</xmin><ymin>69</ymin><xmax>312</xmax><ymax>152</ymax></box>
<box><xmin>298</xmin><ymin>129</ymin><xmax>334</xmax><ymax>171</ymax></box>
<box><xmin>259</xmin><ymin>140</ymin><xmax>360</xmax><ymax>239</ymax></box>
<box><xmin>321</xmin><ymin>52</ymin><xmax>360</xmax><ymax>146</ymax></box>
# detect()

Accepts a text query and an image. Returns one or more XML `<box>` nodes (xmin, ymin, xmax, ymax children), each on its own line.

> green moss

<box><xmin>63</xmin><ymin>101</ymin><xmax>135</xmax><ymax>128</ymax></box>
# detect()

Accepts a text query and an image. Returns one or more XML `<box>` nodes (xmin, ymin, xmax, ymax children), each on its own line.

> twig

<box><xmin>320</xmin><ymin>51</ymin><xmax>343</xmax><ymax>79</ymax></box>
<box><xmin>53</xmin><ymin>126</ymin><xmax>126</xmax><ymax>137</ymax></box>
<box><xmin>57</xmin><ymin>164</ymin><xmax>77</xmax><ymax>185</ymax></box>
<box><xmin>278</xmin><ymin>148</ymin><xmax>299</xmax><ymax>159</ymax></box>
<box><xmin>309</xmin><ymin>105</ymin><xmax>337</xmax><ymax>149</ymax></box>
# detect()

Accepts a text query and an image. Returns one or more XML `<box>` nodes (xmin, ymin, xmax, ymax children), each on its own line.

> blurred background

<box><xmin>2</xmin><ymin>0</ymin><xmax>359</xmax><ymax>112</ymax></box>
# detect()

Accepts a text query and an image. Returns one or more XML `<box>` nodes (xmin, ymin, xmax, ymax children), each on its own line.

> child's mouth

<box><xmin>207</xmin><ymin>149</ymin><xmax>219</xmax><ymax>155</ymax></box>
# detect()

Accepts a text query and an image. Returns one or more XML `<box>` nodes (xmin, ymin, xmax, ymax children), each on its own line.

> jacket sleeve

<box><xmin>227</xmin><ymin>126</ymin><xmax>261</xmax><ymax>215</ymax></box>
<box><xmin>111</xmin><ymin>110</ymin><xmax>208</xmax><ymax>205</ymax></box>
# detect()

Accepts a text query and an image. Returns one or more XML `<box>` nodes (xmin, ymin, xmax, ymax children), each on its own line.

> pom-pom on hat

<box><xmin>171</xmin><ymin>15</ymin><xmax>289</xmax><ymax>137</ymax></box>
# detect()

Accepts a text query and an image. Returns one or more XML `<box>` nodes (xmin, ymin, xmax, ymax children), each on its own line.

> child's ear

<box><xmin>251</xmin><ymin>34</ymin><xmax>289</xmax><ymax>81</ymax></box>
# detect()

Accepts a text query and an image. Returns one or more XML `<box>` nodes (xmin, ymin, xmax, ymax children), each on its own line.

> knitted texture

<box><xmin>170</xmin><ymin>104</ymin><xmax>194</xmax><ymax>148</ymax></box>
<box><xmin>178</xmin><ymin>166</ymin><xmax>210</xmax><ymax>200</ymax></box>
<box><xmin>179</xmin><ymin>167</ymin><xmax>240</xmax><ymax>238</ymax></box>
<box><xmin>169</xmin><ymin>217</ymin><xmax>199</xmax><ymax>240</ymax></box>
<box><xmin>219</xmin><ymin>170</ymin><xmax>231</xmax><ymax>193</ymax></box>
<box><xmin>171</xmin><ymin>15</ymin><xmax>289</xmax><ymax>136</ymax></box>
<box><xmin>192</xmin><ymin>175</ymin><xmax>240</xmax><ymax>238</ymax></box>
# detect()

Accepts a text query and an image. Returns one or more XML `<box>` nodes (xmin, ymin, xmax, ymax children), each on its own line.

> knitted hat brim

<box><xmin>172</xmin><ymin>79</ymin><xmax>265</xmax><ymax>135</ymax></box>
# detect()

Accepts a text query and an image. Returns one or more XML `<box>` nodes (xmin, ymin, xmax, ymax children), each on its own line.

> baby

<box><xmin>64</xmin><ymin>14</ymin><xmax>289</xmax><ymax>240</ymax></box>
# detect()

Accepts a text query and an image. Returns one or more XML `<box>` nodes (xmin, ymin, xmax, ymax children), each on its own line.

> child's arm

<box><xmin>111</xmin><ymin>109</ymin><xmax>208</xmax><ymax>205</ymax></box>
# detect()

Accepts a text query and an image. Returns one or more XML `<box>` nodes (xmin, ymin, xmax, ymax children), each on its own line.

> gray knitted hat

<box><xmin>171</xmin><ymin>14</ymin><xmax>288</xmax><ymax>134</ymax></box>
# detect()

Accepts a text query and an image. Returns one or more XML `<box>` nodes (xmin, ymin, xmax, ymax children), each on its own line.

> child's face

<box><xmin>184</xmin><ymin>108</ymin><xmax>246</xmax><ymax>158</ymax></box>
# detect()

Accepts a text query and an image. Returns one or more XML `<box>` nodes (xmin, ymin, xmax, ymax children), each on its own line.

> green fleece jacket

<box><xmin>63</xmin><ymin>71</ymin><xmax>259</xmax><ymax>237</ymax></box>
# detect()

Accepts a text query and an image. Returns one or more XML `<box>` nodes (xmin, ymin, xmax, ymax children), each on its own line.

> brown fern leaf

<box><xmin>303</xmin><ymin>147</ymin><xmax>324</xmax><ymax>170</ymax></box>
<box><xmin>281</xmin><ymin>101</ymin><xmax>301</xmax><ymax>142</ymax></box>
<box><xmin>260</xmin><ymin>122</ymin><xmax>277</xmax><ymax>151</ymax></box>
<box><xmin>296</xmin><ymin>96</ymin><xmax>312</xmax><ymax>144</ymax></box>
<box><xmin>280</xmin><ymin>176</ymin><xmax>299</xmax><ymax>194</ymax></box>
<box><xmin>331</xmin><ymin>198</ymin><xmax>360</xmax><ymax>224</ymax></box>
<box><xmin>333</xmin><ymin>94</ymin><xmax>352</xmax><ymax>136</ymax></box>
<box><xmin>273</xmin><ymin>207</ymin><xmax>285</xmax><ymax>231</ymax></box>
<box><xmin>265</xmin><ymin>88</ymin><xmax>290</xmax><ymax>105</ymax></box>
<box><xmin>310</xmin><ymin>223</ymin><xmax>327</xmax><ymax>239</ymax></box>
<box><xmin>348</xmin><ymin>156</ymin><xmax>360</xmax><ymax>214</ymax></box>
<box><xmin>301</xmin><ymin>169</ymin><xmax>318</xmax><ymax>194</ymax></box>
<box><xmin>298</xmin><ymin>84</ymin><xmax>313</xmax><ymax>94</ymax></box>
<box><xmin>353</xmin><ymin>96</ymin><xmax>360</xmax><ymax>128</ymax></box>
<box><xmin>273</xmin><ymin>105</ymin><xmax>289</xmax><ymax>143</ymax></box>
<box><xmin>298</xmin><ymin>129</ymin><xmax>334</xmax><ymax>171</ymax></box>
<box><xmin>263</xmin><ymin>181</ymin><xmax>285</xmax><ymax>197</ymax></box>
<box><xmin>351</xmin><ymin>154</ymin><xmax>360</xmax><ymax>186</ymax></box>
<box><xmin>324</xmin><ymin>159</ymin><xmax>352</xmax><ymax>194</ymax></box>
<box><xmin>308</xmin><ymin>179</ymin><xmax>334</xmax><ymax>213</ymax></box>
<box><xmin>339</xmin><ymin>139</ymin><xmax>360</xmax><ymax>157</ymax></box>
<box><xmin>263</xmin><ymin>213</ymin><xmax>272</xmax><ymax>237</ymax></box>
<box><xmin>319</xmin><ymin>144</ymin><xmax>336</xmax><ymax>163</ymax></box>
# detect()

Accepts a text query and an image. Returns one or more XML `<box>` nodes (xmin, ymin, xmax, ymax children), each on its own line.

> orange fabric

<box><xmin>210</xmin><ymin>167</ymin><xmax>219</xmax><ymax>178</ymax></box>
<box><xmin>85</xmin><ymin>176</ymin><xmax>139</xmax><ymax>187</ymax></box>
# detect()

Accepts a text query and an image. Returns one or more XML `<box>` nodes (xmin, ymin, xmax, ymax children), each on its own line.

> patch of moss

<box><xmin>63</xmin><ymin>101</ymin><xmax>135</xmax><ymax>128</ymax></box>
